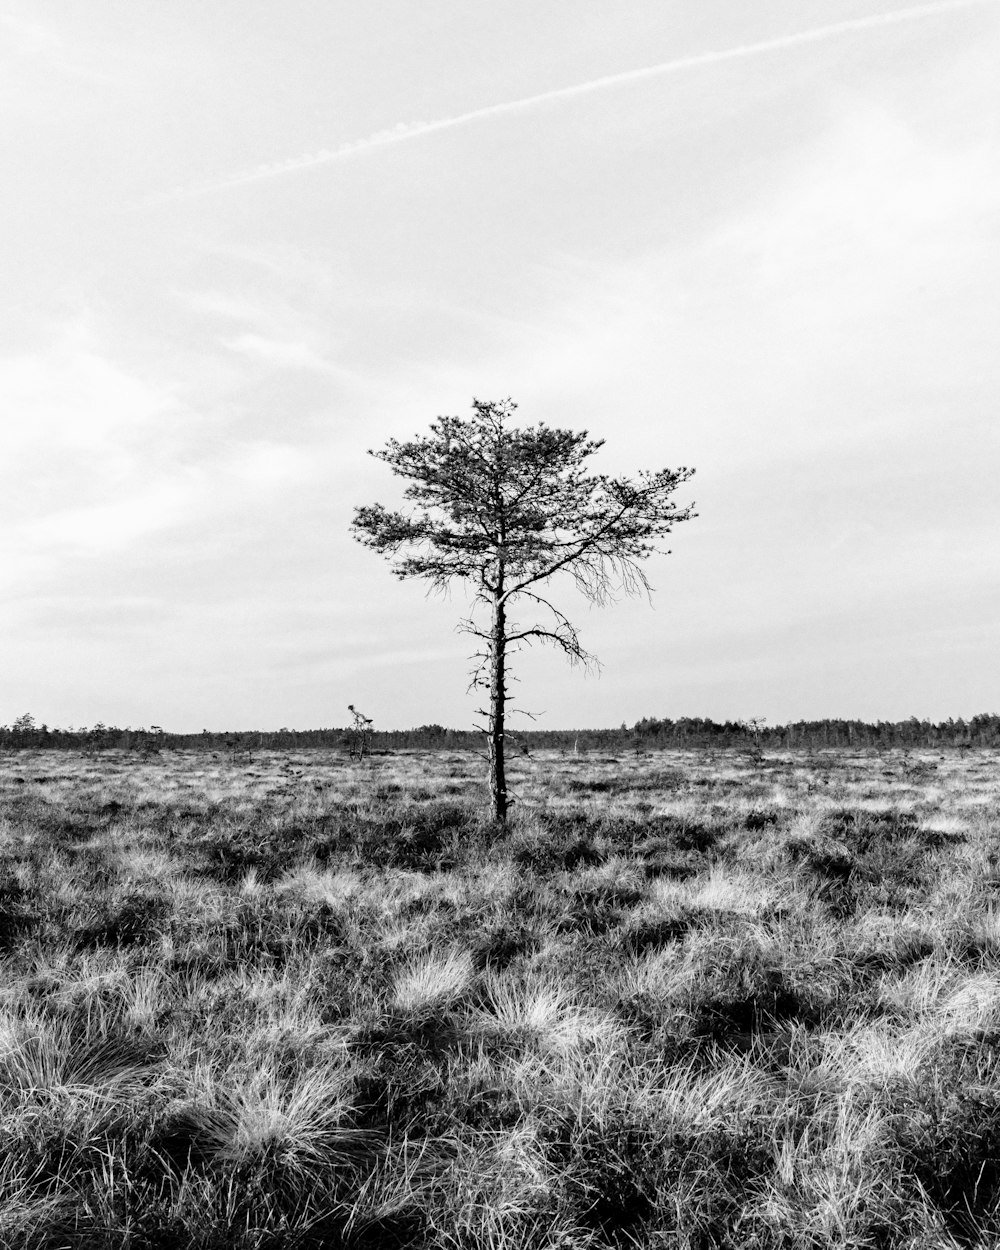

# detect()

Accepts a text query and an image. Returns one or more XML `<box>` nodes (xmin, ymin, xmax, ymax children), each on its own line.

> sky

<box><xmin>3</xmin><ymin>0</ymin><xmax>999</xmax><ymax>733</ymax></box>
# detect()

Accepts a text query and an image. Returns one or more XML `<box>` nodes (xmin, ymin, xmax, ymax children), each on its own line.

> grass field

<box><xmin>2</xmin><ymin>745</ymin><xmax>999</xmax><ymax>1249</ymax></box>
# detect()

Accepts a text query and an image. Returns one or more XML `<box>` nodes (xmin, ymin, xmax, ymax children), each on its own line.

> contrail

<box><xmin>157</xmin><ymin>0</ymin><xmax>993</xmax><ymax>202</ymax></box>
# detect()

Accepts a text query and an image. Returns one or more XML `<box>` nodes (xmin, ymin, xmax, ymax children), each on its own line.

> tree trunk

<box><xmin>488</xmin><ymin>596</ymin><xmax>508</xmax><ymax>824</ymax></box>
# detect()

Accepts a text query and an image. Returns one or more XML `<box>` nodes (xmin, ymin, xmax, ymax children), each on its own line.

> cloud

<box><xmin>0</xmin><ymin>316</ymin><xmax>327</xmax><ymax>594</ymax></box>
<box><xmin>223</xmin><ymin>332</ymin><xmax>335</xmax><ymax>372</ymax></box>
<box><xmin>220</xmin><ymin>331</ymin><xmax>371</xmax><ymax>391</ymax></box>
<box><xmin>151</xmin><ymin>0</ymin><xmax>998</xmax><ymax>202</ymax></box>
<box><xmin>10</xmin><ymin>439</ymin><xmax>317</xmax><ymax>563</ymax></box>
<box><xmin>717</xmin><ymin>103</ymin><xmax>1000</xmax><ymax>295</ymax></box>
<box><xmin>0</xmin><ymin>12</ymin><xmax>111</xmax><ymax>83</ymax></box>
<box><xmin>372</xmin><ymin>38</ymin><xmax>1000</xmax><ymax>524</ymax></box>
<box><xmin>20</xmin><ymin>475</ymin><xmax>203</xmax><ymax>555</ymax></box>
<box><xmin>0</xmin><ymin>320</ymin><xmax>172</xmax><ymax>457</ymax></box>
<box><xmin>175</xmin><ymin>272</ymin><xmax>400</xmax><ymax>400</ymax></box>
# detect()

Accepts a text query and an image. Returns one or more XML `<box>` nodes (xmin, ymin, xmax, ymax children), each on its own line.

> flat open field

<box><xmin>2</xmin><ymin>746</ymin><xmax>1000</xmax><ymax>1249</ymax></box>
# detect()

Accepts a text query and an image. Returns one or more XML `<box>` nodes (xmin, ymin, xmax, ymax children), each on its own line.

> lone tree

<box><xmin>347</xmin><ymin>704</ymin><xmax>374</xmax><ymax>760</ymax></box>
<box><xmin>351</xmin><ymin>398</ymin><xmax>695</xmax><ymax>823</ymax></box>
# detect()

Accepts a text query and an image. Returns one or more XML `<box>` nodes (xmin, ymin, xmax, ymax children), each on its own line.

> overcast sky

<box><xmin>4</xmin><ymin>0</ymin><xmax>999</xmax><ymax>732</ymax></box>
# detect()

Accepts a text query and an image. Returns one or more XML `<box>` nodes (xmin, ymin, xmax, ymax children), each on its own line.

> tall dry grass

<box><xmin>0</xmin><ymin>743</ymin><xmax>998</xmax><ymax>1246</ymax></box>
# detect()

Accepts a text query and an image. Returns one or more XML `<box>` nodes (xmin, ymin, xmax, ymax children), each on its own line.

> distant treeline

<box><xmin>2</xmin><ymin>712</ymin><xmax>999</xmax><ymax>752</ymax></box>
<box><xmin>630</xmin><ymin>714</ymin><xmax>1000</xmax><ymax>750</ymax></box>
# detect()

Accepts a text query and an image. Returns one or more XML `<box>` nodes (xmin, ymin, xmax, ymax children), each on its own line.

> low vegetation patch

<box><xmin>0</xmin><ymin>745</ymin><xmax>998</xmax><ymax>1247</ymax></box>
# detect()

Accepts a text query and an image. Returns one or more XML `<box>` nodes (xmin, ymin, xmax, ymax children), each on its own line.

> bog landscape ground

<box><xmin>2</xmin><ymin>744</ymin><xmax>1000</xmax><ymax>1249</ymax></box>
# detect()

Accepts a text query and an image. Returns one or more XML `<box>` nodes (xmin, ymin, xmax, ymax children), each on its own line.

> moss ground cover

<box><xmin>1</xmin><ymin>745</ymin><xmax>999</xmax><ymax>1248</ymax></box>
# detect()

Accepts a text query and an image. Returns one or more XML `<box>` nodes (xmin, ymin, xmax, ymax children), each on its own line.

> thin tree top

<box><xmin>351</xmin><ymin>398</ymin><xmax>695</xmax><ymax>602</ymax></box>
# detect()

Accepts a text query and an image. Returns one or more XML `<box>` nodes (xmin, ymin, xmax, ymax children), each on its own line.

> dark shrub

<box><xmin>898</xmin><ymin>1040</ymin><xmax>1000</xmax><ymax>1245</ymax></box>
<box><xmin>789</xmin><ymin>808</ymin><xmax>949</xmax><ymax>916</ymax></box>
<box><xmin>0</xmin><ymin>872</ymin><xmax>39</xmax><ymax>948</ymax></box>
<box><xmin>75</xmin><ymin>892</ymin><xmax>172</xmax><ymax>948</ymax></box>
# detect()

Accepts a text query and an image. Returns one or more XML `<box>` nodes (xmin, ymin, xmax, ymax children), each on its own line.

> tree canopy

<box><xmin>351</xmin><ymin>398</ymin><xmax>696</xmax><ymax>820</ymax></box>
